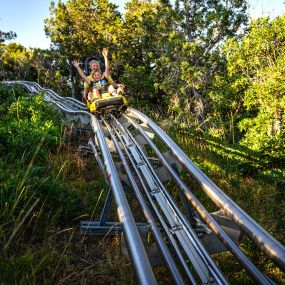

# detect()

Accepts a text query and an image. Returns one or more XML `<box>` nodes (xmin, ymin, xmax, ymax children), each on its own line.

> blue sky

<box><xmin>0</xmin><ymin>0</ymin><xmax>284</xmax><ymax>49</ymax></box>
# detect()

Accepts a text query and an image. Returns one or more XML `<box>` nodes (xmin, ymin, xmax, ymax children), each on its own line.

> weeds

<box><xmin>0</xmin><ymin>84</ymin><xmax>125</xmax><ymax>284</ymax></box>
<box><xmin>1</xmin><ymin>84</ymin><xmax>284</xmax><ymax>284</ymax></box>
<box><xmin>165</xmin><ymin>123</ymin><xmax>285</xmax><ymax>284</ymax></box>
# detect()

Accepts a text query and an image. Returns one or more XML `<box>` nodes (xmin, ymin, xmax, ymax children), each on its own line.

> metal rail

<box><xmin>111</xmin><ymin>115</ymin><xmax>229</xmax><ymax>285</ymax></box>
<box><xmin>128</xmin><ymin>107</ymin><xmax>285</xmax><ymax>272</ymax></box>
<box><xmin>102</xmin><ymin>117</ymin><xmax>186</xmax><ymax>285</ymax></box>
<box><xmin>2</xmin><ymin>81</ymin><xmax>284</xmax><ymax>284</ymax></box>
<box><xmin>2</xmin><ymin>81</ymin><xmax>157</xmax><ymax>285</ymax></box>
<box><xmin>90</xmin><ymin>116</ymin><xmax>157</xmax><ymax>285</ymax></box>
<box><xmin>124</xmin><ymin>114</ymin><xmax>273</xmax><ymax>285</ymax></box>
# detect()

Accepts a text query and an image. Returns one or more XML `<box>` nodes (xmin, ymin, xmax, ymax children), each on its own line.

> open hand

<box><xmin>102</xmin><ymin>48</ymin><xmax>108</xmax><ymax>57</ymax></box>
<box><xmin>72</xmin><ymin>60</ymin><xmax>80</xmax><ymax>68</ymax></box>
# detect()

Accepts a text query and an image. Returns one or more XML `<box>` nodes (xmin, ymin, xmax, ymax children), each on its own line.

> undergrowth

<box><xmin>165</xmin><ymin>123</ymin><xmax>285</xmax><ymax>284</ymax></box>
<box><xmin>1</xmin><ymin>84</ymin><xmax>284</xmax><ymax>284</ymax></box>
<box><xmin>0</xmin><ymin>84</ymin><xmax>135</xmax><ymax>284</ymax></box>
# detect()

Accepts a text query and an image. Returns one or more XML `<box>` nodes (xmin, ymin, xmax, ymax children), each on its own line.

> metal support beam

<box><xmin>91</xmin><ymin>116</ymin><xmax>157</xmax><ymax>285</ymax></box>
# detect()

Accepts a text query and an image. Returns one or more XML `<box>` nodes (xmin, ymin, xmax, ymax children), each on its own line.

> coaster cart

<box><xmin>84</xmin><ymin>55</ymin><xmax>128</xmax><ymax>116</ymax></box>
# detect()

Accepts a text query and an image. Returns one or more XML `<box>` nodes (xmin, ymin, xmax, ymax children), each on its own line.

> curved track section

<box><xmin>127</xmin><ymin>108</ymin><xmax>285</xmax><ymax>272</ymax></box>
<box><xmin>3</xmin><ymin>81</ymin><xmax>285</xmax><ymax>285</ymax></box>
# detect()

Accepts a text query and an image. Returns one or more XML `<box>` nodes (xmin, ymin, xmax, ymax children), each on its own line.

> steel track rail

<box><xmin>3</xmin><ymin>81</ymin><xmax>86</xmax><ymax>111</ymax></box>
<box><xmin>112</xmin><ymin>116</ymin><xmax>229</xmax><ymax>285</ymax></box>
<box><xmin>111</xmin><ymin>119</ymin><xmax>199</xmax><ymax>283</ymax></box>
<box><xmin>90</xmin><ymin>116</ymin><xmax>157</xmax><ymax>285</ymax></box>
<box><xmin>3</xmin><ymin>81</ymin><xmax>284</xmax><ymax>283</ymax></box>
<box><xmin>128</xmin><ymin>107</ymin><xmax>285</xmax><ymax>273</ymax></box>
<box><xmin>102</xmin><ymin>117</ymin><xmax>187</xmax><ymax>285</ymax></box>
<box><xmin>125</xmin><ymin>114</ymin><xmax>274</xmax><ymax>285</ymax></box>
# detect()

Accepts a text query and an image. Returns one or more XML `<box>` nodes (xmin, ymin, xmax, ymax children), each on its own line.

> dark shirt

<box><xmin>89</xmin><ymin>76</ymin><xmax>109</xmax><ymax>92</ymax></box>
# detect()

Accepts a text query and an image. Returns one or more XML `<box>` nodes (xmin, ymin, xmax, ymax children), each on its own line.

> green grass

<box><xmin>165</xmin><ymin>124</ymin><xmax>285</xmax><ymax>284</ymax></box>
<box><xmin>1</xmin><ymin>84</ymin><xmax>284</xmax><ymax>284</ymax></box>
<box><xmin>0</xmin><ymin>84</ymin><xmax>127</xmax><ymax>284</ymax></box>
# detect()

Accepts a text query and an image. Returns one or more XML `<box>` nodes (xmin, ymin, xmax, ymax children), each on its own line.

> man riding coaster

<box><xmin>72</xmin><ymin>48</ymin><xmax>125</xmax><ymax>106</ymax></box>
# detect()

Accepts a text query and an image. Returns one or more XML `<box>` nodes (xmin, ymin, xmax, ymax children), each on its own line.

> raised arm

<box><xmin>72</xmin><ymin>60</ymin><xmax>91</xmax><ymax>85</ymax></box>
<box><xmin>102</xmin><ymin>48</ymin><xmax>110</xmax><ymax>78</ymax></box>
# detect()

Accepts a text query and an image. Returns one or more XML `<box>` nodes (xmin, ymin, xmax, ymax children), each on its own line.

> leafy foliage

<box><xmin>212</xmin><ymin>16</ymin><xmax>285</xmax><ymax>165</ymax></box>
<box><xmin>0</xmin><ymin>84</ymin><xmax>62</xmax><ymax>224</ymax></box>
<box><xmin>1</xmin><ymin>3</ymin><xmax>285</xmax><ymax>282</ymax></box>
<box><xmin>0</xmin><ymin>84</ymin><xmax>112</xmax><ymax>284</ymax></box>
<box><xmin>0</xmin><ymin>30</ymin><xmax>16</xmax><ymax>43</ymax></box>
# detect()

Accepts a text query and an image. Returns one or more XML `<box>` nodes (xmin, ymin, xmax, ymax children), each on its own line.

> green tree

<box><xmin>0</xmin><ymin>43</ymin><xmax>36</xmax><ymax>80</ymax></box>
<box><xmin>0</xmin><ymin>29</ymin><xmax>17</xmax><ymax>77</ymax></box>
<box><xmin>44</xmin><ymin>0</ymin><xmax>122</xmax><ymax>97</ymax></box>
<box><xmin>213</xmin><ymin>16</ymin><xmax>285</xmax><ymax>163</ymax></box>
<box><xmin>29</xmin><ymin>48</ymin><xmax>71</xmax><ymax>95</ymax></box>
<box><xmin>0</xmin><ymin>30</ymin><xmax>16</xmax><ymax>43</ymax></box>
<box><xmin>0</xmin><ymin>42</ymin><xmax>70</xmax><ymax>96</ymax></box>
<box><xmin>118</xmin><ymin>0</ymin><xmax>248</xmax><ymax>124</ymax></box>
<box><xmin>118</xmin><ymin>0</ymin><xmax>170</xmax><ymax>105</ymax></box>
<box><xmin>158</xmin><ymin>0</ymin><xmax>248</xmax><ymax>126</ymax></box>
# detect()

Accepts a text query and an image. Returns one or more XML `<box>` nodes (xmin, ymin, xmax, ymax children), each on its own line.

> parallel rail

<box><xmin>3</xmin><ymin>81</ymin><xmax>285</xmax><ymax>285</ymax></box>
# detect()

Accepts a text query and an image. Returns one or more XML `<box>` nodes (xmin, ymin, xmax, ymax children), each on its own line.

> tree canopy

<box><xmin>0</xmin><ymin>0</ymin><xmax>284</xmax><ymax>164</ymax></box>
<box><xmin>0</xmin><ymin>2</ymin><xmax>285</xmax><ymax>283</ymax></box>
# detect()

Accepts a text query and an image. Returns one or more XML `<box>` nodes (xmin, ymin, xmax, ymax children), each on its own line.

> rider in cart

<box><xmin>72</xmin><ymin>48</ymin><xmax>124</xmax><ymax>105</ymax></box>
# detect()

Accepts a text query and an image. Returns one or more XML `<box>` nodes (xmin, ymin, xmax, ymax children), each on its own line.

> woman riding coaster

<box><xmin>72</xmin><ymin>48</ymin><xmax>124</xmax><ymax>104</ymax></box>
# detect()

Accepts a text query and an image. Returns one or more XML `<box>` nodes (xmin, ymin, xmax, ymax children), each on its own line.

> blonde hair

<box><xmin>91</xmin><ymin>69</ymin><xmax>102</xmax><ymax>76</ymax></box>
<box><xmin>89</xmin><ymin>60</ymin><xmax>100</xmax><ymax>67</ymax></box>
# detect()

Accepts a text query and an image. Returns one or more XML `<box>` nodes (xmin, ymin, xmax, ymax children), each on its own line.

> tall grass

<box><xmin>165</xmin><ymin>124</ymin><xmax>285</xmax><ymax>284</ymax></box>
<box><xmin>1</xmin><ymin>85</ymin><xmax>283</xmax><ymax>284</ymax></box>
<box><xmin>0</xmin><ymin>84</ymin><xmax>134</xmax><ymax>284</ymax></box>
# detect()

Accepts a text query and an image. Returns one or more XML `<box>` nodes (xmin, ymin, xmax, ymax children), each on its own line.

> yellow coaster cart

<box><xmin>84</xmin><ymin>55</ymin><xmax>128</xmax><ymax>116</ymax></box>
<box><xmin>86</xmin><ymin>92</ymin><xmax>128</xmax><ymax>115</ymax></box>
